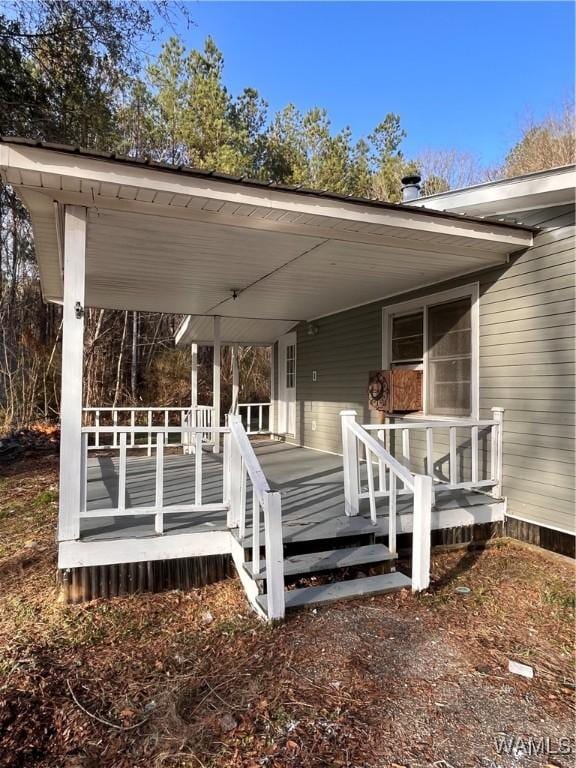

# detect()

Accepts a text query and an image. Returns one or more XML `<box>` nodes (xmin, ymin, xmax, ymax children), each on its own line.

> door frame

<box><xmin>278</xmin><ymin>332</ymin><xmax>297</xmax><ymax>435</ymax></box>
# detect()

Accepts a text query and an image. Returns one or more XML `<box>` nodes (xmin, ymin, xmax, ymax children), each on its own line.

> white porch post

<box><xmin>269</xmin><ymin>343</ymin><xmax>275</xmax><ymax>437</ymax></box>
<box><xmin>231</xmin><ymin>344</ymin><xmax>239</xmax><ymax>415</ymax></box>
<box><xmin>491</xmin><ymin>406</ymin><xmax>505</xmax><ymax>498</ymax></box>
<box><xmin>186</xmin><ymin>342</ymin><xmax>198</xmax><ymax>454</ymax></box>
<box><xmin>213</xmin><ymin>317</ymin><xmax>221</xmax><ymax>453</ymax></box>
<box><xmin>191</xmin><ymin>342</ymin><xmax>198</xmax><ymax>412</ymax></box>
<box><xmin>340</xmin><ymin>410</ymin><xmax>359</xmax><ymax>516</ymax></box>
<box><xmin>58</xmin><ymin>205</ymin><xmax>86</xmax><ymax>542</ymax></box>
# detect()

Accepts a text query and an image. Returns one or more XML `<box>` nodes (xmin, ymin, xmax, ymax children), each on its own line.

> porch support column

<box><xmin>185</xmin><ymin>342</ymin><xmax>198</xmax><ymax>455</ymax></box>
<box><xmin>231</xmin><ymin>344</ymin><xmax>239</xmax><ymax>415</ymax></box>
<box><xmin>213</xmin><ymin>317</ymin><xmax>221</xmax><ymax>453</ymax></box>
<box><xmin>269</xmin><ymin>343</ymin><xmax>275</xmax><ymax>437</ymax></box>
<box><xmin>58</xmin><ymin>205</ymin><xmax>87</xmax><ymax>542</ymax></box>
<box><xmin>191</xmin><ymin>343</ymin><xmax>198</xmax><ymax>411</ymax></box>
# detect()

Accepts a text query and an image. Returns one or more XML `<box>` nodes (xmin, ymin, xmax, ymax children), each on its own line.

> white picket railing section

<box><xmin>182</xmin><ymin>406</ymin><xmax>216</xmax><ymax>453</ymax></box>
<box><xmin>82</xmin><ymin>406</ymin><xmax>215</xmax><ymax>456</ymax></box>
<box><xmin>78</xmin><ymin>424</ymin><xmax>229</xmax><ymax>535</ymax></box>
<box><xmin>79</xmin><ymin>412</ymin><xmax>285</xmax><ymax>620</ymax></box>
<box><xmin>226</xmin><ymin>414</ymin><xmax>285</xmax><ymax>619</ymax></box>
<box><xmin>360</xmin><ymin>407</ymin><xmax>504</xmax><ymax>500</ymax></box>
<box><xmin>237</xmin><ymin>402</ymin><xmax>271</xmax><ymax>435</ymax></box>
<box><xmin>341</xmin><ymin>411</ymin><xmax>433</xmax><ymax>592</ymax></box>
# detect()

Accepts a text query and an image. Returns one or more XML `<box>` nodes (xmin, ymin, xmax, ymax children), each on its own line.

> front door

<box><xmin>278</xmin><ymin>332</ymin><xmax>297</xmax><ymax>436</ymax></box>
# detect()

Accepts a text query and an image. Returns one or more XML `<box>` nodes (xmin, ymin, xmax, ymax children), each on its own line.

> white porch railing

<box><xmin>79</xmin><ymin>424</ymin><xmax>229</xmax><ymax>535</ymax></box>
<box><xmin>341</xmin><ymin>411</ymin><xmax>433</xmax><ymax>592</ymax></box>
<box><xmin>237</xmin><ymin>402</ymin><xmax>271</xmax><ymax>435</ymax></box>
<box><xmin>227</xmin><ymin>414</ymin><xmax>285</xmax><ymax>619</ymax></box>
<box><xmin>79</xmin><ymin>414</ymin><xmax>285</xmax><ymax>620</ymax></box>
<box><xmin>360</xmin><ymin>407</ymin><xmax>504</xmax><ymax>499</ymax></box>
<box><xmin>182</xmin><ymin>406</ymin><xmax>216</xmax><ymax>453</ymax></box>
<box><xmin>82</xmin><ymin>406</ymin><xmax>215</xmax><ymax>456</ymax></box>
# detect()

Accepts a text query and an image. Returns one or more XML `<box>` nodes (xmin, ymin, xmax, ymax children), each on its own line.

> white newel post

<box><xmin>213</xmin><ymin>317</ymin><xmax>221</xmax><ymax>453</ymax></box>
<box><xmin>491</xmin><ymin>407</ymin><xmax>505</xmax><ymax>498</ymax></box>
<box><xmin>340</xmin><ymin>410</ymin><xmax>359</xmax><ymax>516</ymax></box>
<box><xmin>231</xmin><ymin>344</ymin><xmax>239</xmax><ymax>415</ymax></box>
<box><xmin>58</xmin><ymin>205</ymin><xmax>86</xmax><ymax>542</ymax></box>
<box><xmin>411</xmin><ymin>474</ymin><xmax>433</xmax><ymax>592</ymax></box>
<box><xmin>228</xmin><ymin>414</ymin><xmax>242</xmax><ymax>528</ymax></box>
<box><xmin>263</xmin><ymin>491</ymin><xmax>285</xmax><ymax>620</ymax></box>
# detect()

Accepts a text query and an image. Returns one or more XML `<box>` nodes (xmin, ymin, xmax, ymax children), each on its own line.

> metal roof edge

<box><xmin>0</xmin><ymin>137</ymin><xmax>537</xmax><ymax>234</ymax></box>
<box><xmin>412</xmin><ymin>164</ymin><xmax>576</xmax><ymax>203</ymax></box>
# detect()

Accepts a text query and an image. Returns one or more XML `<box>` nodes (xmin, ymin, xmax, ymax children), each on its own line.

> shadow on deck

<box><xmin>81</xmin><ymin>440</ymin><xmax>502</xmax><ymax>544</ymax></box>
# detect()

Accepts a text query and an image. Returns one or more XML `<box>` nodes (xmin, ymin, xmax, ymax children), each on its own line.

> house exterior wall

<box><xmin>289</xmin><ymin>206</ymin><xmax>575</xmax><ymax>535</ymax></box>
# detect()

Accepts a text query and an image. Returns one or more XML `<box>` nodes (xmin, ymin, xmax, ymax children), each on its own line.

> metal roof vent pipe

<box><xmin>401</xmin><ymin>173</ymin><xmax>421</xmax><ymax>202</ymax></box>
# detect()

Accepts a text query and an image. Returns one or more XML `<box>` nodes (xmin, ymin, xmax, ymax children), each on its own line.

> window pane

<box><xmin>428</xmin><ymin>359</ymin><xmax>471</xmax><ymax>415</ymax></box>
<box><xmin>392</xmin><ymin>312</ymin><xmax>423</xmax><ymax>362</ymax></box>
<box><xmin>392</xmin><ymin>336</ymin><xmax>425</xmax><ymax>361</ymax></box>
<box><xmin>427</xmin><ymin>297</ymin><xmax>472</xmax><ymax>416</ymax></box>
<box><xmin>286</xmin><ymin>344</ymin><xmax>296</xmax><ymax>389</ymax></box>
<box><xmin>429</xmin><ymin>298</ymin><xmax>471</xmax><ymax>358</ymax></box>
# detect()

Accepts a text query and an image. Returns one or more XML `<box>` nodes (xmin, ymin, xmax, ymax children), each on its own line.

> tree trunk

<box><xmin>113</xmin><ymin>311</ymin><xmax>129</xmax><ymax>407</ymax></box>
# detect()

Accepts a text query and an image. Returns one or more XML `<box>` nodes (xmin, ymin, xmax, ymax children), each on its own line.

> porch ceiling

<box><xmin>1</xmin><ymin>140</ymin><xmax>535</xmax><ymax>322</ymax></box>
<box><xmin>175</xmin><ymin>315</ymin><xmax>295</xmax><ymax>346</ymax></box>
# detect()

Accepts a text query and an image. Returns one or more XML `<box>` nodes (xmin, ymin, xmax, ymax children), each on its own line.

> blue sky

<box><xmin>150</xmin><ymin>1</ymin><xmax>574</xmax><ymax>166</ymax></box>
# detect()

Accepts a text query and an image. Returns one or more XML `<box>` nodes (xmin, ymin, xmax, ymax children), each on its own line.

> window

<box><xmin>391</xmin><ymin>312</ymin><xmax>424</xmax><ymax>367</ymax></box>
<box><xmin>427</xmin><ymin>298</ymin><xmax>472</xmax><ymax>416</ymax></box>
<box><xmin>384</xmin><ymin>286</ymin><xmax>478</xmax><ymax>418</ymax></box>
<box><xmin>285</xmin><ymin>343</ymin><xmax>296</xmax><ymax>389</ymax></box>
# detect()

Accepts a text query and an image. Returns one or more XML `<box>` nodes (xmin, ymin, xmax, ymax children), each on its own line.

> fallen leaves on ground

<box><xmin>0</xmin><ymin>454</ymin><xmax>574</xmax><ymax>767</ymax></box>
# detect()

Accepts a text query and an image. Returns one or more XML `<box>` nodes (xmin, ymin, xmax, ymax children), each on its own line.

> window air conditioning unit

<box><xmin>368</xmin><ymin>369</ymin><xmax>422</xmax><ymax>414</ymax></box>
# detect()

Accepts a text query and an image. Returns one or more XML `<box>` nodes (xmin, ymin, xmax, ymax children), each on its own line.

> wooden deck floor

<box><xmin>81</xmin><ymin>440</ymin><xmax>501</xmax><ymax>543</ymax></box>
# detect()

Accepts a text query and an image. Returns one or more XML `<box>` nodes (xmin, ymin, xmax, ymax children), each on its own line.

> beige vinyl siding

<box><xmin>293</xmin><ymin>210</ymin><xmax>575</xmax><ymax>534</ymax></box>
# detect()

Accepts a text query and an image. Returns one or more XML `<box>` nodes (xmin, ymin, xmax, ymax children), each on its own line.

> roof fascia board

<box><xmin>410</xmin><ymin>167</ymin><xmax>576</xmax><ymax>213</ymax></box>
<box><xmin>1</xmin><ymin>143</ymin><xmax>533</xmax><ymax>249</ymax></box>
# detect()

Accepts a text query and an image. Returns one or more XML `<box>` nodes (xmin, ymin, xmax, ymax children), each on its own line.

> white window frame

<box><xmin>382</xmin><ymin>283</ymin><xmax>480</xmax><ymax>420</ymax></box>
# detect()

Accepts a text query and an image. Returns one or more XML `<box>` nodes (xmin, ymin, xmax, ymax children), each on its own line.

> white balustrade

<box><xmin>360</xmin><ymin>409</ymin><xmax>504</xmax><ymax>497</ymax></box>
<box><xmin>237</xmin><ymin>402</ymin><xmax>271</xmax><ymax>435</ymax></box>
<box><xmin>227</xmin><ymin>414</ymin><xmax>285</xmax><ymax>619</ymax></box>
<box><xmin>80</xmin><ymin>410</ymin><xmax>284</xmax><ymax>620</ymax></box>
<box><xmin>341</xmin><ymin>410</ymin><xmax>434</xmax><ymax>592</ymax></box>
<box><xmin>79</xmin><ymin>423</ymin><xmax>230</xmax><ymax>530</ymax></box>
<box><xmin>83</xmin><ymin>406</ymin><xmax>216</xmax><ymax>454</ymax></box>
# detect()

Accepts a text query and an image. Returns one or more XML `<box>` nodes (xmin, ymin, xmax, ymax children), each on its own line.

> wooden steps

<box><xmin>256</xmin><ymin>572</ymin><xmax>411</xmax><ymax>613</ymax></box>
<box><xmin>244</xmin><ymin>543</ymin><xmax>393</xmax><ymax>581</ymax></box>
<box><xmin>239</xmin><ymin>515</ymin><xmax>383</xmax><ymax>546</ymax></box>
<box><xmin>241</xmin><ymin>523</ymin><xmax>411</xmax><ymax>617</ymax></box>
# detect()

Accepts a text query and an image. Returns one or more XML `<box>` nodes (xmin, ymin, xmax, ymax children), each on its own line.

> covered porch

<box><xmin>0</xmin><ymin>139</ymin><xmax>532</xmax><ymax>619</ymax></box>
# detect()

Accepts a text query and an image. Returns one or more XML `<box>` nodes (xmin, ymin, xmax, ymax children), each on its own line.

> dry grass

<box><xmin>0</xmin><ymin>454</ymin><xmax>574</xmax><ymax>767</ymax></box>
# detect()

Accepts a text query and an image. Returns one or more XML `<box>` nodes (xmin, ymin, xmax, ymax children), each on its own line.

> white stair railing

<box><xmin>340</xmin><ymin>410</ymin><xmax>433</xmax><ymax>592</ymax></box>
<box><xmin>226</xmin><ymin>414</ymin><xmax>285</xmax><ymax>620</ymax></box>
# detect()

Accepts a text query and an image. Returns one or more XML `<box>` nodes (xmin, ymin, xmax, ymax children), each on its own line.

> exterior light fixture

<box><xmin>306</xmin><ymin>323</ymin><xmax>319</xmax><ymax>337</ymax></box>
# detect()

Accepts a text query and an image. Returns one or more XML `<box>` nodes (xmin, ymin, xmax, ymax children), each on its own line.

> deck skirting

<box><xmin>58</xmin><ymin>553</ymin><xmax>234</xmax><ymax>604</ymax></box>
<box><xmin>505</xmin><ymin>517</ymin><xmax>575</xmax><ymax>559</ymax></box>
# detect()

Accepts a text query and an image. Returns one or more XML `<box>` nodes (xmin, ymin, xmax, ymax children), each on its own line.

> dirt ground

<box><xmin>0</xmin><ymin>454</ymin><xmax>574</xmax><ymax>768</ymax></box>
